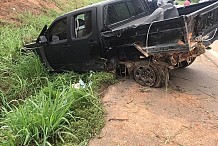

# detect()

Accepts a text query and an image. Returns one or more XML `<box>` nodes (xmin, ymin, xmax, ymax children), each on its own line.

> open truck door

<box><xmin>43</xmin><ymin>16</ymin><xmax>69</xmax><ymax>71</ymax></box>
<box><xmin>43</xmin><ymin>7</ymin><xmax>102</xmax><ymax>72</ymax></box>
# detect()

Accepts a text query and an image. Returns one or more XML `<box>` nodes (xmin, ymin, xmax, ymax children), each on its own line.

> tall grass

<box><xmin>0</xmin><ymin>71</ymin><xmax>113</xmax><ymax>145</ymax></box>
<box><xmin>0</xmin><ymin>82</ymin><xmax>104</xmax><ymax>145</ymax></box>
<box><xmin>0</xmin><ymin>0</ymin><xmax>114</xmax><ymax>145</ymax></box>
<box><xmin>0</xmin><ymin>12</ymin><xmax>56</xmax><ymax>102</ymax></box>
<box><xmin>0</xmin><ymin>54</ymin><xmax>49</xmax><ymax>102</ymax></box>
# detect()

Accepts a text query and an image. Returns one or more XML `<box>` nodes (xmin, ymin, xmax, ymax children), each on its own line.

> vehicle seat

<box><xmin>161</xmin><ymin>3</ymin><xmax>179</xmax><ymax>19</ymax></box>
<box><xmin>77</xmin><ymin>29</ymin><xmax>86</xmax><ymax>38</ymax></box>
<box><xmin>145</xmin><ymin>7</ymin><xmax>164</xmax><ymax>22</ymax></box>
<box><xmin>75</xmin><ymin>19</ymin><xmax>87</xmax><ymax>38</ymax></box>
<box><xmin>145</xmin><ymin>3</ymin><xmax>179</xmax><ymax>23</ymax></box>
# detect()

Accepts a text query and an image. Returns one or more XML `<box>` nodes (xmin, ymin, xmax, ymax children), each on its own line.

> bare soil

<box><xmin>0</xmin><ymin>0</ymin><xmax>60</xmax><ymax>24</ymax></box>
<box><xmin>90</xmin><ymin>42</ymin><xmax>218</xmax><ymax>146</ymax></box>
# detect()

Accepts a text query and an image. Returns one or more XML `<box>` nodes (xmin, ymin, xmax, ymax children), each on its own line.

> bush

<box><xmin>0</xmin><ymin>83</ymin><xmax>104</xmax><ymax>146</ymax></box>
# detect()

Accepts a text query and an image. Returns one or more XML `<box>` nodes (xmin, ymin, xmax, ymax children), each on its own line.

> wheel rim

<box><xmin>134</xmin><ymin>65</ymin><xmax>156</xmax><ymax>87</ymax></box>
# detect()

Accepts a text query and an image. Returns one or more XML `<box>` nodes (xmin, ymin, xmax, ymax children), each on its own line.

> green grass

<box><xmin>0</xmin><ymin>0</ymin><xmax>114</xmax><ymax>145</ymax></box>
<box><xmin>0</xmin><ymin>70</ymin><xmax>114</xmax><ymax>145</ymax></box>
<box><xmin>0</xmin><ymin>82</ymin><xmax>105</xmax><ymax>146</ymax></box>
<box><xmin>0</xmin><ymin>14</ymin><xmax>53</xmax><ymax>100</ymax></box>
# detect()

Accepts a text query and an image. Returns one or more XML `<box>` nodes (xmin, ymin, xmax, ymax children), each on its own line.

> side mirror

<box><xmin>39</xmin><ymin>35</ymin><xmax>47</xmax><ymax>43</ymax></box>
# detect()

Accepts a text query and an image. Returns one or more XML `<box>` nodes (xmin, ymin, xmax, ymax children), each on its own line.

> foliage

<box><xmin>81</xmin><ymin>72</ymin><xmax>116</xmax><ymax>90</ymax></box>
<box><xmin>0</xmin><ymin>0</ymin><xmax>113</xmax><ymax>145</ymax></box>
<box><xmin>0</xmin><ymin>82</ymin><xmax>104</xmax><ymax>146</ymax></box>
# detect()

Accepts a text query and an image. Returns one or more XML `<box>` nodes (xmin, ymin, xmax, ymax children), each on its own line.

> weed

<box><xmin>81</xmin><ymin>72</ymin><xmax>116</xmax><ymax>90</ymax></box>
<box><xmin>0</xmin><ymin>82</ymin><xmax>104</xmax><ymax>145</ymax></box>
<box><xmin>0</xmin><ymin>0</ymin><xmax>114</xmax><ymax>145</ymax></box>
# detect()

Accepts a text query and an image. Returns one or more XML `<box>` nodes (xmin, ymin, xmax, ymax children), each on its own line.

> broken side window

<box><xmin>126</xmin><ymin>0</ymin><xmax>144</xmax><ymax>16</ymax></box>
<box><xmin>49</xmin><ymin>17</ymin><xmax>67</xmax><ymax>42</ymax></box>
<box><xmin>74</xmin><ymin>11</ymin><xmax>92</xmax><ymax>38</ymax></box>
<box><xmin>107</xmin><ymin>2</ymin><xmax>130</xmax><ymax>25</ymax></box>
<box><xmin>107</xmin><ymin>0</ymin><xmax>146</xmax><ymax>25</ymax></box>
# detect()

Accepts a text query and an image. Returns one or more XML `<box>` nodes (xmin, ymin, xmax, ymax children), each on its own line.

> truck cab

<box><xmin>32</xmin><ymin>0</ymin><xmax>151</xmax><ymax>72</ymax></box>
<box><xmin>41</xmin><ymin>5</ymin><xmax>101</xmax><ymax>72</ymax></box>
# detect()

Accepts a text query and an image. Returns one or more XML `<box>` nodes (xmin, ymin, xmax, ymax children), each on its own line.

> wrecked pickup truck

<box><xmin>25</xmin><ymin>0</ymin><xmax>218</xmax><ymax>87</ymax></box>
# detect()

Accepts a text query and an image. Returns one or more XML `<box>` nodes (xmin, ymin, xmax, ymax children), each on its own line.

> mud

<box><xmin>90</xmin><ymin>42</ymin><xmax>218</xmax><ymax>146</ymax></box>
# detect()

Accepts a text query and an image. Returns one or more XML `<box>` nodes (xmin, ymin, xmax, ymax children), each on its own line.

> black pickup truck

<box><xmin>25</xmin><ymin>0</ymin><xmax>218</xmax><ymax>87</ymax></box>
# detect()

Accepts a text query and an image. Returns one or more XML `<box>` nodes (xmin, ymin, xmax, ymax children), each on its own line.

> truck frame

<box><xmin>25</xmin><ymin>0</ymin><xmax>218</xmax><ymax>87</ymax></box>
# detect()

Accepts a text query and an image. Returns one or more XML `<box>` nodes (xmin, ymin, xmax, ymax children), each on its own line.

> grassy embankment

<box><xmin>0</xmin><ymin>0</ymin><xmax>115</xmax><ymax>145</ymax></box>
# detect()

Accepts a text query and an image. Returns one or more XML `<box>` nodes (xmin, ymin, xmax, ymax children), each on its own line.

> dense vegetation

<box><xmin>0</xmin><ymin>0</ymin><xmax>115</xmax><ymax>145</ymax></box>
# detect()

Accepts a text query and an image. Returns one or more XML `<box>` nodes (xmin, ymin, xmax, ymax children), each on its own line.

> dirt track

<box><xmin>90</xmin><ymin>42</ymin><xmax>218</xmax><ymax>146</ymax></box>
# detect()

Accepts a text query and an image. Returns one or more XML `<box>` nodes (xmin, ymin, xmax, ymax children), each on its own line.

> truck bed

<box><xmin>101</xmin><ymin>1</ymin><xmax>218</xmax><ymax>55</ymax></box>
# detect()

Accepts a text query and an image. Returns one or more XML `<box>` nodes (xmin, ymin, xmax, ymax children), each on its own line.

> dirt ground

<box><xmin>90</xmin><ymin>42</ymin><xmax>218</xmax><ymax>146</ymax></box>
<box><xmin>0</xmin><ymin>0</ymin><xmax>60</xmax><ymax>24</ymax></box>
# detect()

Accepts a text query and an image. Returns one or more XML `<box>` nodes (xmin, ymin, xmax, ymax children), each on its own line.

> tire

<box><xmin>133</xmin><ymin>62</ymin><xmax>168</xmax><ymax>88</ymax></box>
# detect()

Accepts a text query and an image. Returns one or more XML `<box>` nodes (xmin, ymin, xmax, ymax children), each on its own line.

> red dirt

<box><xmin>0</xmin><ymin>0</ymin><xmax>60</xmax><ymax>24</ymax></box>
<box><xmin>90</xmin><ymin>42</ymin><xmax>218</xmax><ymax>146</ymax></box>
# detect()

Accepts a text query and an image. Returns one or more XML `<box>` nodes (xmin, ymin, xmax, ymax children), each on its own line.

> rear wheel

<box><xmin>133</xmin><ymin>62</ymin><xmax>169</xmax><ymax>88</ymax></box>
<box><xmin>134</xmin><ymin>65</ymin><xmax>156</xmax><ymax>87</ymax></box>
